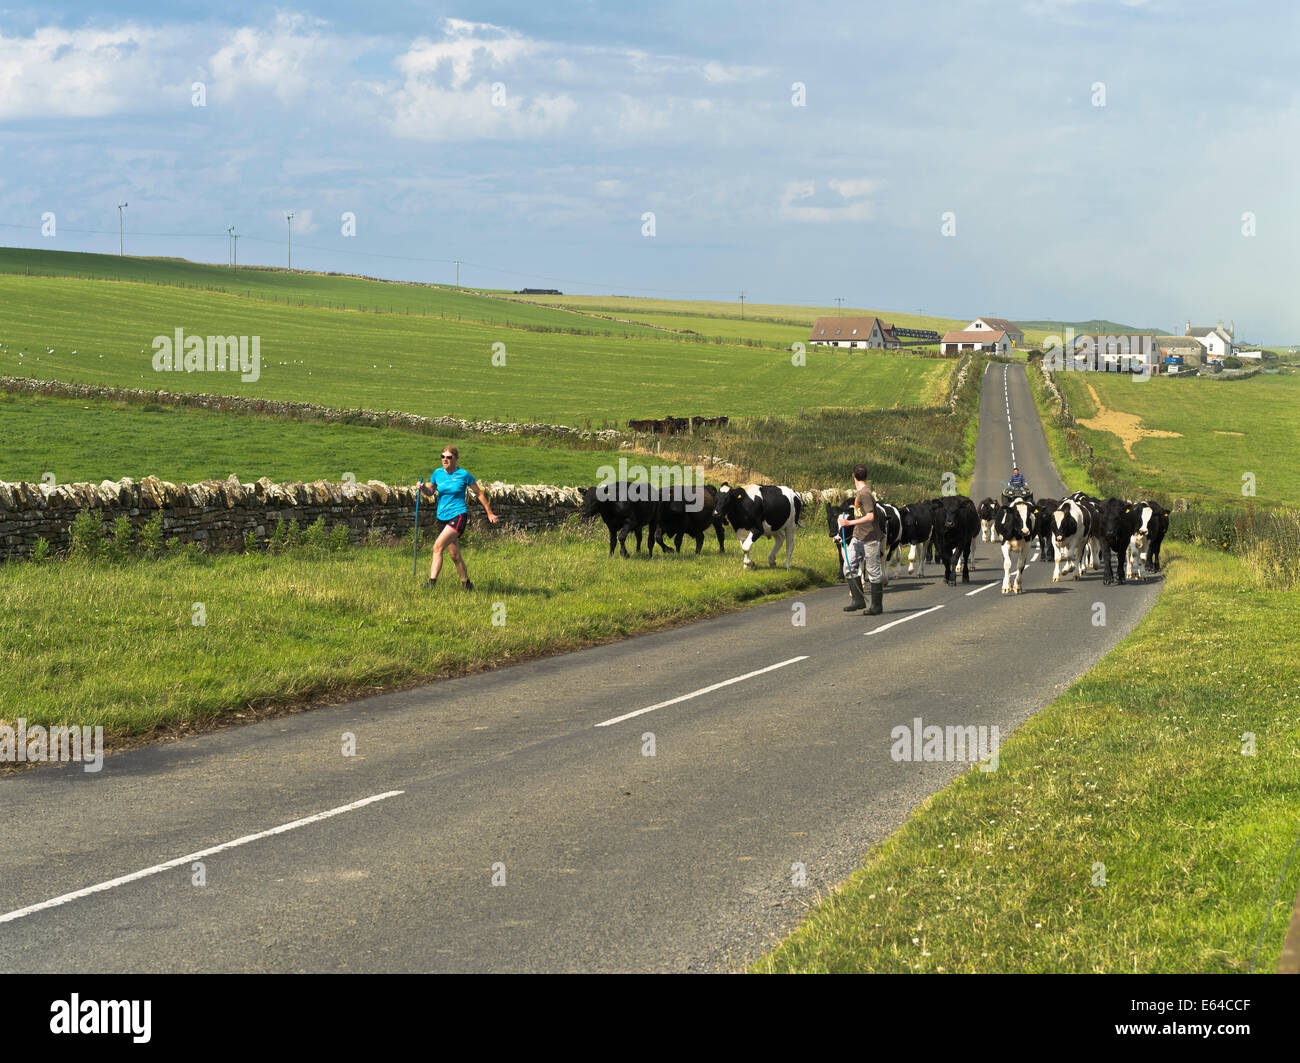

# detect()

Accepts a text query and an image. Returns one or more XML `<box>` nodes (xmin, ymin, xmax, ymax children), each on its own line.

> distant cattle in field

<box><xmin>977</xmin><ymin>498</ymin><xmax>997</xmax><ymax>542</ymax></box>
<box><xmin>653</xmin><ymin>484</ymin><xmax>726</xmax><ymax>555</ymax></box>
<box><xmin>995</xmin><ymin>497</ymin><xmax>1037</xmax><ymax>594</ymax></box>
<box><xmin>626</xmin><ymin>415</ymin><xmax>729</xmax><ymax>434</ymax></box>
<box><xmin>1097</xmin><ymin>498</ymin><xmax>1141</xmax><ymax>584</ymax></box>
<box><xmin>932</xmin><ymin>495</ymin><xmax>979</xmax><ymax>585</ymax></box>
<box><xmin>580</xmin><ymin>484</ymin><xmax>658</xmax><ymax>557</ymax></box>
<box><xmin>715</xmin><ymin>483</ymin><xmax>802</xmax><ymax>569</ymax></box>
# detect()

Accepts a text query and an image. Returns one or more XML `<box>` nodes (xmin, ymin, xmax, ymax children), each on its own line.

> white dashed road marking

<box><xmin>864</xmin><ymin>604</ymin><xmax>945</xmax><ymax>634</ymax></box>
<box><xmin>595</xmin><ymin>656</ymin><xmax>809</xmax><ymax>727</ymax></box>
<box><xmin>0</xmin><ymin>790</ymin><xmax>406</xmax><ymax>925</ymax></box>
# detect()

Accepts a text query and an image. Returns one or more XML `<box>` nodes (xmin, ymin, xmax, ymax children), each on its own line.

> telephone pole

<box><xmin>227</xmin><ymin>226</ymin><xmax>235</xmax><ymax>267</ymax></box>
<box><xmin>835</xmin><ymin>297</ymin><xmax>844</xmax><ymax>313</ymax></box>
<box><xmin>231</xmin><ymin>231</ymin><xmax>239</xmax><ymax>271</ymax></box>
<box><xmin>286</xmin><ymin>212</ymin><xmax>294</xmax><ymax>269</ymax></box>
<box><xmin>117</xmin><ymin>202</ymin><xmax>128</xmax><ymax>256</ymax></box>
<box><xmin>739</xmin><ymin>291</ymin><xmax>746</xmax><ymax>319</ymax></box>
<box><xmin>456</xmin><ymin>261</ymin><xmax>461</xmax><ymax>287</ymax></box>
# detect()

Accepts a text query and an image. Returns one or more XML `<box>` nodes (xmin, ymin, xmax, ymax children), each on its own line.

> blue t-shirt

<box><xmin>433</xmin><ymin>466</ymin><xmax>476</xmax><ymax>520</ymax></box>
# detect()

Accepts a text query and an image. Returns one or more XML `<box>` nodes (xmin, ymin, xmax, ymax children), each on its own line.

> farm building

<box><xmin>940</xmin><ymin>329</ymin><xmax>1010</xmax><ymax>355</ymax></box>
<box><xmin>1185</xmin><ymin>319</ymin><xmax>1234</xmax><ymax>359</ymax></box>
<box><xmin>808</xmin><ymin>317</ymin><xmax>901</xmax><ymax>349</ymax></box>
<box><xmin>1157</xmin><ymin>335</ymin><xmax>1204</xmax><ymax>366</ymax></box>
<box><xmin>1071</xmin><ymin>334</ymin><xmax>1160</xmax><ymax>372</ymax></box>
<box><xmin>965</xmin><ymin>317</ymin><xmax>1025</xmax><ymax>347</ymax></box>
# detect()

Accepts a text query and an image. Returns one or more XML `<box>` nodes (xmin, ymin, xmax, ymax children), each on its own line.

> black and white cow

<box><xmin>652</xmin><ymin>484</ymin><xmax>726</xmax><ymax>555</ymax></box>
<box><xmin>932</xmin><ymin>495</ymin><xmax>979</xmax><ymax>586</ymax></box>
<box><xmin>1097</xmin><ymin>498</ymin><xmax>1141</xmax><ymax>585</ymax></box>
<box><xmin>824</xmin><ymin>499</ymin><xmax>855</xmax><ymax>580</ymax></box>
<box><xmin>1066</xmin><ymin>492</ymin><xmax>1106</xmax><ymax>573</ymax></box>
<box><xmin>715</xmin><ymin>483</ymin><xmax>802</xmax><ymax>569</ymax></box>
<box><xmin>875</xmin><ymin>500</ymin><xmax>906</xmax><ymax>584</ymax></box>
<box><xmin>995</xmin><ymin>497</ymin><xmax>1036</xmax><ymax>594</ymax></box>
<box><xmin>977</xmin><ymin>497</ymin><xmax>998</xmax><ymax>542</ymax></box>
<box><xmin>1051</xmin><ymin>497</ymin><xmax>1101</xmax><ymax>580</ymax></box>
<box><xmin>1126</xmin><ymin>500</ymin><xmax>1169</xmax><ymax>577</ymax></box>
<box><xmin>580</xmin><ymin>484</ymin><xmax>660</xmax><ymax>557</ymax></box>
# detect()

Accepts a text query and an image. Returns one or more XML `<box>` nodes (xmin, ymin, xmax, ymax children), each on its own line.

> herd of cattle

<box><xmin>578</xmin><ymin>482</ymin><xmax>1170</xmax><ymax>593</ymax></box>
<box><xmin>625</xmin><ymin>415</ymin><xmax>730</xmax><ymax>434</ymax></box>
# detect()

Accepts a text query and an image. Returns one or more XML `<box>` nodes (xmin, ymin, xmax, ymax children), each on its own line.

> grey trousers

<box><xmin>844</xmin><ymin>537</ymin><xmax>882</xmax><ymax>584</ymax></box>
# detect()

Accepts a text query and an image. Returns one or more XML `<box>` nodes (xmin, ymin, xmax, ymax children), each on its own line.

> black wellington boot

<box><xmin>844</xmin><ymin>576</ymin><xmax>866</xmax><ymax>611</ymax></box>
<box><xmin>865</xmin><ymin>581</ymin><xmax>884</xmax><ymax>616</ymax></box>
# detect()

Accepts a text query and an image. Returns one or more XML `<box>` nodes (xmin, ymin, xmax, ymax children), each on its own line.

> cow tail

<box><xmin>793</xmin><ymin>494</ymin><xmax>804</xmax><ymax>528</ymax></box>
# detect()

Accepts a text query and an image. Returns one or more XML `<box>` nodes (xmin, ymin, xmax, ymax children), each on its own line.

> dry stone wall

<box><xmin>0</xmin><ymin>476</ymin><xmax>586</xmax><ymax>560</ymax></box>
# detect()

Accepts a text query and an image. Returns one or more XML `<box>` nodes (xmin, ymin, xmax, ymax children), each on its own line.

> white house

<box><xmin>941</xmin><ymin>329</ymin><xmax>1010</xmax><ymax>355</ymax></box>
<box><xmin>965</xmin><ymin>317</ymin><xmax>1025</xmax><ymax>347</ymax></box>
<box><xmin>1185</xmin><ymin>319</ymin><xmax>1234</xmax><ymax>360</ymax></box>
<box><xmin>1072</xmin><ymin>334</ymin><xmax>1160</xmax><ymax>372</ymax></box>
<box><xmin>808</xmin><ymin>316</ymin><xmax>901</xmax><ymax>349</ymax></box>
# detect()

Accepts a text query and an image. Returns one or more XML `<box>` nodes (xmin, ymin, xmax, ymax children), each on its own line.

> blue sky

<box><xmin>1</xmin><ymin>1</ymin><xmax>1297</xmax><ymax>340</ymax></box>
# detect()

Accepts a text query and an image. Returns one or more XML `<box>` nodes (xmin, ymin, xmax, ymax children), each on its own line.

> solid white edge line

<box><xmin>965</xmin><ymin>581</ymin><xmax>999</xmax><ymax>596</ymax></box>
<box><xmin>595</xmin><ymin>656</ymin><xmax>809</xmax><ymax>727</ymax></box>
<box><xmin>864</xmin><ymin>604</ymin><xmax>944</xmax><ymax>635</ymax></box>
<box><xmin>0</xmin><ymin>790</ymin><xmax>405</xmax><ymax>925</ymax></box>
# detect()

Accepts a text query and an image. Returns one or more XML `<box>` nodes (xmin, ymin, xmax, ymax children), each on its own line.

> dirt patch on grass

<box><xmin>1214</xmin><ymin>430</ymin><xmax>1244</xmax><ymax>436</ymax></box>
<box><xmin>1076</xmin><ymin>382</ymin><xmax>1182</xmax><ymax>459</ymax></box>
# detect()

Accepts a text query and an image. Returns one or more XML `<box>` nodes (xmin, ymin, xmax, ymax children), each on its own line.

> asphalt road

<box><xmin>0</xmin><ymin>363</ymin><xmax>1162</xmax><ymax>972</ymax></box>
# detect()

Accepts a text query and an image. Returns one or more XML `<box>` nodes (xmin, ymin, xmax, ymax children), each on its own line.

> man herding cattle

<box><xmin>836</xmin><ymin>464</ymin><xmax>884</xmax><ymax>616</ymax></box>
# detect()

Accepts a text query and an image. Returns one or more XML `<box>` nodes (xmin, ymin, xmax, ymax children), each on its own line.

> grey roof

<box><xmin>1159</xmin><ymin>336</ymin><xmax>1203</xmax><ymax>348</ymax></box>
<box><xmin>1187</xmin><ymin>326</ymin><xmax>1224</xmax><ymax>338</ymax></box>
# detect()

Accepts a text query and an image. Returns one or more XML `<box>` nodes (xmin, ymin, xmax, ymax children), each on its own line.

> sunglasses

<box><xmin>441</xmin><ymin>455</ymin><xmax>454</xmax><ymax>460</ymax></box>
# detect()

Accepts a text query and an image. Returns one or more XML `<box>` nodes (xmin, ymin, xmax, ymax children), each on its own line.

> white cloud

<box><xmin>275</xmin><ymin>208</ymin><xmax>318</xmax><ymax>235</ymax></box>
<box><xmin>779</xmin><ymin>179</ymin><xmax>876</xmax><ymax>223</ymax></box>
<box><xmin>0</xmin><ymin>25</ymin><xmax>183</xmax><ymax>120</ymax></box>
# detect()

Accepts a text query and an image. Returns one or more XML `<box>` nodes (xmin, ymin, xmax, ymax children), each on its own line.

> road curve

<box><xmin>0</xmin><ymin>364</ymin><xmax>1162</xmax><ymax>972</ymax></box>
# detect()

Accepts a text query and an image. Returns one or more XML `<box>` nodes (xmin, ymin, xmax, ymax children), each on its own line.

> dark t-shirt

<box><xmin>853</xmin><ymin>485</ymin><xmax>880</xmax><ymax>543</ymax></box>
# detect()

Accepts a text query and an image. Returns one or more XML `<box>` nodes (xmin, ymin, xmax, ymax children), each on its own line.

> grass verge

<box><xmin>755</xmin><ymin>540</ymin><xmax>1300</xmax><ymax>972</ymax></box>
<box><xmin>0</xmin><ymin>522</ymin><xmax>827</xmax><ymax>747</ymax></box>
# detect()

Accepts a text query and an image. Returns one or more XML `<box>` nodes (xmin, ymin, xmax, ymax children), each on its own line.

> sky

<box><xmin>1</xmin><ymin>0</ymin><xmax>1297</xmax><ymax>341</ymax></box>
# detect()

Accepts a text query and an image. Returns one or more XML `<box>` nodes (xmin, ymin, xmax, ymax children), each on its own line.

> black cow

<box><xmin>653</xmin><ymin>484</ymin><xmax>726</xmax><ymax>555</ymax></box>
<box><xmin>580</xmin><ymin>484</ymin><xmax>658</xmax><ymax>557</ymax></box>
<box><xmin>715</xmin><ymin>483</ymin><xmax>802</xmax><ymax>569</ymax></box>
<box><xmin>825</xmin><ymin>500</ymin><xmax>855</xmax><ymax>580</ymax></box>
<box><xmin>1031</xmin><ymin>497</ymin><xmax>1060</xmax><ymax>562</ymax></box>
<box><xmin>932</xmin><ymin>495</ymin><xmax>979</xmax><ymax>586</ymax></box>
<box><xmin>895</xmin><ymin>500</ymin><xmax>938</xmax><ymax>577</ymax></box>
<box><xmin>1097</xmin><ymin>498</ymin><xmax>1141</xmax><ymax>584</ymax></box>
<box><xmin>977</xmin><ymin>497</ymin><xmax>998</xmax><ymax>542</ymax></box>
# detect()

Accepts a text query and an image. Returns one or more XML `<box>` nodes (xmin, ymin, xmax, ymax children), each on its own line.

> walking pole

<box><xmin>413</xmin><ymin>477</ymin><xmax>423</xmax><ymax>578</ymax></box>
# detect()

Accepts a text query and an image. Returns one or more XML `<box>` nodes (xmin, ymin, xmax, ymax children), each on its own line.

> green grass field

<box><xmin>0</xmin><ymin>275</ymin><xmax>949</xmax><ymax>425</ymax></box>
<box><xmin>0</xmin><ymin>247</ymin><xmax>668</xmax><ymax>339</ymax></box>
<box><xmin>756</xmin><ymin>540</ymin><xmax>1300</xmax><ymax>973</ymax></box>
<box><xmin>1053</xmin><ymin>370</ymin><xmax>1300</xmax><ymax>507</ymax></box>
<box><xmin>0</xmin><ymin>524</ymin><xmax>823</xmax><ymax>743</ymax></box>
<box><xmin>0</xmin><ymin>392</ymin><xmax>621</xmax><ymax>488</ymax></box>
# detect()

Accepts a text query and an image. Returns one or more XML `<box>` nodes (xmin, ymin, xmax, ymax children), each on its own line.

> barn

<box><xmin>940</xmin><ymin>329</ymin><xmax>1010</xmax><ymax>355</ymax></box>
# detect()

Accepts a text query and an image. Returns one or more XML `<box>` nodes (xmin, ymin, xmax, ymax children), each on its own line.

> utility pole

<box><xmin>227</xmin><ymin>225</ymin><xmax>234</xmax><ymax>267</ymax></box>
<box><xmin>231</xmin><ymin>231</ymin><xmax>239</xmax><ymax>271</ymax></box>
<box><xmin>286</xmin><ymin>212</ymin><xmax>294</xmax><ymax>269</ymax></box>
<box><xmin>739</xmin><ymin>291</ymin><xmax>746</xmax><ymax>319</ymax></box>
<box><xmin>117</xmin><ymin>202</ymin><xmax>128</xmax><ymax>256</ymax></box>
<box><xmin>835</xmin><ymin>297</ymin><xmax>844</xmax><ymax>313</ymax></box>
<box><xmin>456</xmin><ymin>261</ymin><xmax>461</xmax><ymax>287</ymax></box>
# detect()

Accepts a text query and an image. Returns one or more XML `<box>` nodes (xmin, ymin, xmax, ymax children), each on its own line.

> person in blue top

<box><xmin>420</xmin><ymin>445</ymin><xmax>497</xmax><ymax>589</ymax></box>
<box><xmin>1009</xmin><ymin>467</ymin><xmax>1028</xmax><ymax>491</ymax></box>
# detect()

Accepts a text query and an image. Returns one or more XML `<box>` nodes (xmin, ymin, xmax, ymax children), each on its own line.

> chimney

<box><xmin>1217</xmin><ymin>319</ymin><xmax>1223</xmax><ymax>330</ymax></box>
<box><xmin>1229</xmin><ymin>319</ymin><xmax>1234</xmax><ymax>337</ymax></box>
<box><xmin>1185</xmin><ymin>319</ymin><xmax>1191</xmax><ymax>335</ymax></box>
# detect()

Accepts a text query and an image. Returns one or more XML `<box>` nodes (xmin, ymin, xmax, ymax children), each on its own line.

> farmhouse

<box><xmin>965</xmin><ymin>317</ymin><xmax>1025</xmax><ymax>347</ymax></box>
<box><xmin>808</xmin><ymin>317</ymin><xmax>901</xmax><ymax>349</ymax></box>
<box><xmin>1185</xmin><ymin>319</ymin><xmax>1234</xmax><ymax>360</ymax></box>
<box><xmin>1071</xmin><ymin>334</ymin><xmax>1160</xmax><ymax>372</ymax></box>
<box><xmin>940</xmin><ymin>329</ymin><xmax>1010</xmax><ymax>355</ymax></box>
